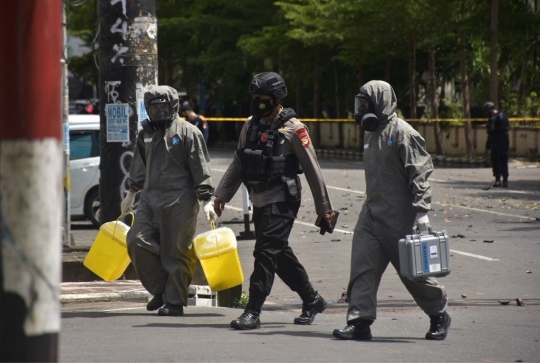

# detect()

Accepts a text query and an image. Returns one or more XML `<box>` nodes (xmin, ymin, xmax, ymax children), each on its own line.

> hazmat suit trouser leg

<box><xmin>249</xmin><ymin>201</ymin><xmax>310</xmax><ymax>304</ymax></box>
<box><xmin>347</xmin><ymin>217</ymin><xmax>448</xmax><ymax>323</ymax></box>
<box><xmin>127</xmin><ymin>197</ymin><xmax>197</xmax><ymax>307</ymax></box>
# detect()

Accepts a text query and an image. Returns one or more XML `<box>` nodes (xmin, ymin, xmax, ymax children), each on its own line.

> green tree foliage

<box><xmin>66</xmin><ymin>0</ymin><xmax>540</xmax><ymax>125</ymax></box>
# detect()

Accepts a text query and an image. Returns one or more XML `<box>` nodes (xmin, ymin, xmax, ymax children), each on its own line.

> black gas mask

<box><xmin>147</xmin><ymin>97</ymin><xmax>174</xmax><ymax>129</ymax></box>
<box><xmin>354</xmin><ymin>94</ymin><xmax>379</xmax><ymax>131</ymax></box>
<box><xmin>251</xmin><ymin>97</ymin><xmax>275</xmax><ymax>117</ymax></box>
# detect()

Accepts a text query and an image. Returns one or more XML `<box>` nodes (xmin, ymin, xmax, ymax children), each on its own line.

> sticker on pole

<box><xmin>106</xmin><ymin>103</ymin><xmax>130</xmax><ymax>142</ymax></box>
<box><xmin>137</xmin><ymin>99</ymin><xmax>148</xmax><ymax>129</ymax></box>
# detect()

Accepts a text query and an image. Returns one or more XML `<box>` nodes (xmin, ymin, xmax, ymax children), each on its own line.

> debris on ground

<box><xmin>516</xmin><ymin>298</ymin><xmax>526</xmax><ymax>306</ymax></box>
<box><xmin>337</xmin><ymin>291</ymin><xmax>348</xmax><ymax>303</ymax></box>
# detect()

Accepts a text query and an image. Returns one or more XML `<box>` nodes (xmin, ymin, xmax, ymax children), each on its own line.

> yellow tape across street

<box><xmin>206</xmin><ymin>117</ymin><xmax>540</xmax><ymax>123</ymax></box>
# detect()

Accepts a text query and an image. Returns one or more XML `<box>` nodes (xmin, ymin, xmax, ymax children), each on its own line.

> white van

<box><xmin>69</xmin><ymin>114</ymin><xmax>100</xmax><ymax>227</ymax></box>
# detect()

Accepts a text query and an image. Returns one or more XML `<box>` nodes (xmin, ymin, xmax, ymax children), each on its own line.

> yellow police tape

<box><xmin>205</xmin><ymin>117</ymin><xmax>540</xmax><ymax>123</ymax></box>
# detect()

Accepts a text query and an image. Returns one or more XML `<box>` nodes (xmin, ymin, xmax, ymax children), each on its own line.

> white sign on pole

<box><xmin>105</xmin><ymin>103</ymin><xmax>130</xmax><ymax>142</ymax></box>
<box><xmin>137</xmin><ymin>99</ymin><xmax>148</xmax><ymax>129</ymax></box>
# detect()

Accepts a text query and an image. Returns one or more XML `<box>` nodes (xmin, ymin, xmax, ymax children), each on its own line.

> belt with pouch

<box><xmin>248</xmin><ymin>177</ymin><xmax>283</xmax><ymax>193</ymax></box>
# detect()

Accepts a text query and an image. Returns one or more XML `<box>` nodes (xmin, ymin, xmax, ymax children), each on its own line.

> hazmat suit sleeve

<box><xmin>214</xmin><ymin>121</ymin><xmax>248</xmax><ymax>202</ymax></box>
<box><xmin>398</xmin><ymin>131</ymin><xmax>433</xmax><ymax>212</ymax></box>
<box><xmin>127</xmin><ymin>131</ymin><xmax>147</xmax><ymax>191</ymax></box>
<box><xmin>186</xmin><ymin>130</ymin><xmax>214</xmax><ymax>201</ymax></box>
<box><xmin>291</xmin><ymin>122</ymin><xmax>333</xmax><ymax>215</ymax></box>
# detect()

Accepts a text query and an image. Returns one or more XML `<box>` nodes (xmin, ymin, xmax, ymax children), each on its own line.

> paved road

<box><xmin>63</xmin><ymin>150</ymin><xmax>540</xmax><ymax>362</ymax></box>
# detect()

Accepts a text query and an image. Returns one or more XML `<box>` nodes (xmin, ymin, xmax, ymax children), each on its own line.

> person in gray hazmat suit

<box><xmin>121</xmin><ymin>85</ymin><xmax>216</xmax><ymax>316</ymax></box>
<box><xmin>333</xmin><ymin>81</ymin><xmax>450</xmax><ymax>341</ymax></box>
<box><xmin>213</xmin><ymin>72</ymin><xmax>336</xmax><ymax>330</ymax></box>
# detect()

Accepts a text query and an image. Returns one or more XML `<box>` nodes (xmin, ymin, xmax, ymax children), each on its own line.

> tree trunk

<box><xmin>460</xmin><ymin>35</ymin><xmax>474</xmax><ymax>158</ymax></box>
<box><xmin>384</xmin><ymin>58</ymin><xmax>392</xmax><ymax>83</ymax></box>
<box><xmin>296</xmin><ymin>64</ymin><xmax>302</xmax><ymax>117</ymax></box>
<box><xmin>358</xmin><ymin>66</ymin><xmax>365</xmax><ymax>148</ymax></box>
<box><xmin>518</xmin><ymin>51</ymin><xmax>529</xmax><ymax>102</ymax></box>
<box><xmin>409</xmin><ymin>41</ymin><xmax>417</xmax><ymax>123</ymax></box>
<box><xmin>429</xmin><ymin>46</ymin><xmax>443</xmax><ymax>155</ymax></box>
<box><xmin>489</xmin><ymin>0</ymin><xmax>499</xmax><ymax>107</ymax></box>
<box><xmin>313</xmin><ymin>53</ymin><xmax>321</xmax><ymax>148</ymax></box>
<box><xmin>335</xmin><ymin>65</ymin><xmax>344</xmax><ymax>148</ymax></box>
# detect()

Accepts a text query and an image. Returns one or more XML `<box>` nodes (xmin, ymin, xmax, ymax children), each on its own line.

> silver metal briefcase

<box><xmin>398</xmin><ymin>227</ymin><xmax>451</xmax><ymax>281</ymax></box>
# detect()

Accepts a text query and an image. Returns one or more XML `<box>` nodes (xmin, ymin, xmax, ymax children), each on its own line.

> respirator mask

<box><xmin>147</xmin><ymin>97</ymin><xmax>174</xmax><ymax>129</ymax></box>
<box><xmin>354</xmin><ymin>94</ymin><xmax>379</xmax><ymax>132</ymax></box>
<box><xmin>251</xmin><ymin>97</ymin><xmax>275</xmax><ymax>117</ymax></box>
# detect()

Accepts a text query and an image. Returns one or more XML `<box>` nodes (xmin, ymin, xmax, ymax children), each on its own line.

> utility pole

<box><xmin>0</xmin><ymin>1</ymin><xmax>63</xmax><ymax>361</ymax></box>
<box><xmin>98</xmin><ymin>0</ymin><xmax>157</xmax><ymax>224</ymax></box>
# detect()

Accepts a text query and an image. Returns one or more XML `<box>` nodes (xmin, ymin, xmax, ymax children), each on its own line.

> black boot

<box><xmin>425</xmin><ymin>312</ymin><xmax>451</xmax><ymax>340</ymax></box>
<box><xmin>230</xmin><ymin>310</ymin><xmax>260</xmax><ymax>330</ymax></box>
<box><xmin>146</xmin><ymin>293</ymin><xmax>163</xmax><ymax>311</ymax></box>
<box><xmin>157</xmin><ymin>303</ymin><xmax>184</xmax><ymax>316</ymax></box>
<box><xmin>493</xmin><ymin>179</ymin><xmax>501</xmax><ymax>187</ymax></box>
<box><xmin>502</xmin><ymin>178</ymin><xmax>508</xmax><ymax>188</ymax></box>
<box><xmin>230</xmin><ymin>291</ymin><xmax>265</xmax><ymax>330</ymax></box>
<box><xmin>294</xmin><ymin>293</ymin><xmax>327</xmax><ymax>325</ymax></box>
<box><xmin>333</xmin><ymin>319</ymin><xmax>373</xmax><ymax>340</ymax></box>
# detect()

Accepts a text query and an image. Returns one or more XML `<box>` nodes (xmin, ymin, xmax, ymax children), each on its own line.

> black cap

<box><xmin>483</xmin><ymin>102</ymin><xmax>495</xmax><ymax>114</ymax></box>
<box><xmin>180</xmin><ymin>100</ymin><xmax>192</xmax><ymax>112</ymax></box>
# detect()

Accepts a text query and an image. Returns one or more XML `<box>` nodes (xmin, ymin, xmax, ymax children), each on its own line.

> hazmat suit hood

<box><xmin>358</xmin><ymin>80</ymin><xmax>398</xmax><ymax>130</ymax></box>
<box><xmin>144</xmin><ymin>85</ymin><xmax>180</xmax><ymax>129</ymax></box>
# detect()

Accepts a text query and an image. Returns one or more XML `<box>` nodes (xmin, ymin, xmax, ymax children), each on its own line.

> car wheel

<box><xmin>85</xmin><ymin>189</ymin><xmax>100</xmax><ymax>228</ymax></box>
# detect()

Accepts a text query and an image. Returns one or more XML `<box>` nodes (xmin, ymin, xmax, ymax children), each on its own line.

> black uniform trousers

<box><xmin>489</xmin><ymin>136</ymin><xmax>509</xmax><ymax>180</ymax></box>
<box><xmin>249</xmin><ymin>200</ymin><xmax>310</xmax><ymax>301</ymax></box>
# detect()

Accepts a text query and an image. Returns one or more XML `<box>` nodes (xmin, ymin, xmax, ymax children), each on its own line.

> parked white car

<box><xmin>69</xmin><ymin>114</ymin><xmax>100</xmax><ymax>227</ymax></box>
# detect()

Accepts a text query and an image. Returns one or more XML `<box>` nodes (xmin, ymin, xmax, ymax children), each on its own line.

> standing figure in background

<box><xmin>483</xmin><ymin>102</ymin><xmax>510</xmax><ymax>187</ymax></box>
<box><xmin>121</xmin><ymin>85</ymin><xmax>216</xmax><ymax>317</ymax></box>
<box><xmin>213</xmin><ymin>72</ymin><xmax>336</xmax><ymax>330</ymax></box>
<box><xmin>181</xmin><ymin>100</ymin><xmax>209</xmax><ymax>144</ymax></box>
<box><xmin>333</xmin><ymin>80</ymin><xmax>450</xmax><ymax>341</ymax></box>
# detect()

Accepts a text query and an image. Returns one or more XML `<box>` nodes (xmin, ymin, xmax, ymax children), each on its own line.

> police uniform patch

<box><xmin>278</xmin><ymin>127</ymin><xmax>286</xmax><ymax>133</ymax></box>
<box><xmin>260</xmin><ymin>132</ymin><xmax>268</xmax><ymax>142</ymax></box>
<box><xmin>387</xmin><ymin>139</ymin><xmax>393</xmax><ymax>147</ymax></box>
<box><xmin>295</xmin><ymin>128</ymin><xmax>310</xmax><ymax>147</ymax></box>
<box><xmin>171</xmin><ymin>134</ymin><xmax>181</xmax><ymax>146</ymax></box>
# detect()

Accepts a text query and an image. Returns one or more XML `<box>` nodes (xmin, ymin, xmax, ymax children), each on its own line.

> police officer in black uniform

<box><xmin>213</xmin><ymin>72</ymin><xmax>336</xmax><ymax>330</ymax></box>
<box><xmin>180</xmin><ymin>100</ymin><xmax>209</xmax><ymax>144</ymax></box>
<box><xmin>483</xmin><ymin>102</ymin><xmax>510</xmax><ymax>187</ymax></box>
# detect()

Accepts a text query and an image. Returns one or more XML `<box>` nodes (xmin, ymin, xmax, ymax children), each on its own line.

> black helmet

<box><xmin>180</xmin><ymin>100</ymin><xmax>192</xmax><ymax>112</ymax></box>
<box><xmin>249</xmin><ymin>72</ymin><xmax>287</xmax><ymax>99</ymax></box>
<box><xmin>483</xmin><ymin>102</ymin><xmax>495</xmax><ymax>114</ymax></box>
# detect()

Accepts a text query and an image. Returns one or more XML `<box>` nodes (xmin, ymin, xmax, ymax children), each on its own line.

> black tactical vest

<box><xmin>237</xmin><ymin>108</ymin><xmax>301</xmax><ymax>182</ymax></box>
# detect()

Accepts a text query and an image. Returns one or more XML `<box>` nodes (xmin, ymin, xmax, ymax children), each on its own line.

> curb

<box><xmin>61</xmin><ymin>291</ymin><xmax>149</xmax><ymax>304</ymax></box>
<box><xmin>61</xmin><ymin>284</ymin><xmax>217</xmax><ymax>307</ymax></box>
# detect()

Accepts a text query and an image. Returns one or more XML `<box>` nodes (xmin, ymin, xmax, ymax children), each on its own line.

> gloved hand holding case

<box><xmin>315</xmin><ymin>210</ymin><xmax>339</xmax><ymax>235</ymax></box>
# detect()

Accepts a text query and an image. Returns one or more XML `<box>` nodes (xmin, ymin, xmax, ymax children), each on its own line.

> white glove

<box><xmin>203</xmin><ymin>200</ymin><xmax>217</xmax><ymax>222</ymax></box>
<box><xmin>415</xmin><ymin>212</ymin><xmax>430</xmax><ymax>232</ymax></box>
<box><xmin>121</xmin><ymin>191</ymin><xmax>137</xmax><ymax>213</ymax></box>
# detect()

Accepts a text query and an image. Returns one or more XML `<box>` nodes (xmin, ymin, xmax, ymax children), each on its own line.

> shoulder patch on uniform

<box><xmin>295</xmin><ymin>127</ymin><xmax>311</xmax><ymax>147</ymax></box>
<box><xmin>170</xmin><ymin>134</ymin><xmax>181</xmax><ymax>146</ymax></box>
